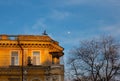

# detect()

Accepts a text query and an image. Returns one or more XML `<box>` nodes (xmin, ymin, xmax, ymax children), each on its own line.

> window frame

<box><xmin>32</xmin><ymin>50</ymin><xmax>41</xmax><ymax>65</ymax></box>
<box><xmin>10</xmin><ymin>50</ymin><xmax>19</xmax><ymax>66</ymax></box>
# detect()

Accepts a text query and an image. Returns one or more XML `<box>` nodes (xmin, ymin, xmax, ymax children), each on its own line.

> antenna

<box><xmin>42</xmin><ymin>30</ymin><xmax>48</xmax><ymax>35</ymax></box>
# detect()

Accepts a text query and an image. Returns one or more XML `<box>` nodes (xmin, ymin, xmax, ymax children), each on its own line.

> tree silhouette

<box><xmin>67</xmin><ymin>36</ymin><xmax>120</xmax><ymax>81</ymax></box>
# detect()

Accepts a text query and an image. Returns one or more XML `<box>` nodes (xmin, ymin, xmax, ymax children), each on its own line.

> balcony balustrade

<box><xmin>0</xmin><ymin>64</ymin><xmax>64</xmax><ymax>76</ymax></box>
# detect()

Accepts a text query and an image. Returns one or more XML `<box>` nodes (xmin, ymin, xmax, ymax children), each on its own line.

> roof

<box><xmin>0</xmin><ymin>34</ymin><xmax>64</xmax><ymax>51</ymax></box>
<box><xmin>0</xmin><ymin>34</ymin><xmax>56</xmax><ymax>42</ymax></box>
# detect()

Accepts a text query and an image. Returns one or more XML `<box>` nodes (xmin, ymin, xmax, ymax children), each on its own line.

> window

<box><xmin>33</xmin><ymin>51</ymin><xmax>40</xmax><ymax>65</ymax></box>
<box><xmin>11</xmin><ymin>51</ymin><xmax>19</xmax><ymax>66</ymax></box>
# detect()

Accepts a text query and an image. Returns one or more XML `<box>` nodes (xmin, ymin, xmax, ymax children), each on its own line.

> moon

<box><xmin>67</xmin><ymin>31</ymin><xmax>71</xmax><ymax>34</ymax></box>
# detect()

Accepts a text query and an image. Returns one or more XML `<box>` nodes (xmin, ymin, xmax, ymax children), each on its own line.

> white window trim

<box><xmin>10</xmin><ymin>50</ymin><xmax>20</xmax><ymax>66</ymax></box>
<box><xmin>32</xmin><ymin>50</ymin><xmax>41</xmax><ymax>65</ymax></box>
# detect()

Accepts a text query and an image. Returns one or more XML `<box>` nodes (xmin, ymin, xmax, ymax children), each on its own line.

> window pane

<box><xmin>33</xmin><ymin>51</ymin><xmax>40</xmax><ymax>65</ymax></box>
<box><xmin>11</xmin><ymin>57</ymin><xmax>15</xmax><ymax>65</ymax></box>
<box><xmin>11</xmin><ymin>51</ymin><xmax>18</xmax><ymax>66</ymax></box>
<box><xmin>33</xmin><ymin>52</ymin><xmax>39</xmax><ymax>55</ymax></box>
<box><xmin>33</xmin><ymin>56</ymin><xmax>37</xmax><ymax>65</ymax></box>
<box><xmin>12</xmin><ymin>51</ymin><xmax>18</xmax><ymax>56</ymax></box>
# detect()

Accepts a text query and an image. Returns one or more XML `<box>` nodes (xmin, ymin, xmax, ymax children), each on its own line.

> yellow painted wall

<box><xmin>0</xmin><ymin>49</ymin><xmax>10</xmax><ymax>66</ymax></box>
<box><xmin>0</xmin><ymin>48</ymin><xmax>54</xmax><ymax>66</ymax></box>
<box><xmin>0</xmin><ymin>35</ymin><xmax>64</xmax><ymax>81</ymax></box>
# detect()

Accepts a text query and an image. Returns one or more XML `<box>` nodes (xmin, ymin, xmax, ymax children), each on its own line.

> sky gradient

<box><xmin>0</xmin><ymin>0</ymin><xmax>120</xmax><ymax>57</ymax></box>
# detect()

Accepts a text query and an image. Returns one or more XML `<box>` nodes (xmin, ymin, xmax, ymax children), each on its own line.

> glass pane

<box><xmin>11</xmin><ymin>57</ymin><xmax>15</xmax><ymax>65</ymax></box>
<box><xmin>33</xmin><ymin>52</ymin><xmax>40</xmax><ymax>56</ymax></box>
<box><xmin>11</xmin><ymin>51</ymin><xmax>18</xmax><ymax>65</ymax></box>
<box><xmin>33</xmin><ymin>56</ymin><xmax>36</xmax><ymax>65</ymax></box>
<box><xmin>12</xmin><ymin>51</ymin><xmax>18</xmax><ymax>56</ymax></box>
<box><xmin>33</xmin><ymin>51</ymin><xmax>40</xmax><ymax>65</ymax></box>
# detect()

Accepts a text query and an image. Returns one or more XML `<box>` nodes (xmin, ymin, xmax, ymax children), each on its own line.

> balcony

<box><xmin>51</xmin><ymin>64</ymin><xmax>64</xmax><ymax>70</ymax></box>
<box><xmin>0</xmin><ymin>64</ymin><xmax>64</xmax><ymax>76</ymax></box>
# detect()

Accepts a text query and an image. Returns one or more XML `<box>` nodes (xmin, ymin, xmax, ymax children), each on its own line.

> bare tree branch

<box><xmin>67</xmin><ymin>36</ymin><xmax>120</xmax><ymax>81</ymax></box>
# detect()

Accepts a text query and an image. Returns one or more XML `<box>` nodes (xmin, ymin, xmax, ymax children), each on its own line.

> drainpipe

<box><xmin>17</xmin><ymin>38</ymin><xmax>24</xmax><ymax>81</ymax></box>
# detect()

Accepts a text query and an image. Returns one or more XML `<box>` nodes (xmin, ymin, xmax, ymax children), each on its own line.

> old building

<box><xmin>0</xmin><ymin>33</ymin><xmax>64</xmax><ymax>81</ymax></box>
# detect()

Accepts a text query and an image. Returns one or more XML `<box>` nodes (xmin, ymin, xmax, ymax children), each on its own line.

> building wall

<box><xmin>0</xmin><ymin>48</ymin><xmax>53</xmax><ymax>66</ymax></box>
<box><xmin>0</xmin><ymin>35</ymin><xmax>64</xmax><ymax>81</ymax></box>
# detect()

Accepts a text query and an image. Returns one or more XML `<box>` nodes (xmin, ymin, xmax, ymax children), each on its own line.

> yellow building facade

<box><xmin>0</xmin><ymin>34</ymin><xmax>64</xmax><ymax>81</ymax></box>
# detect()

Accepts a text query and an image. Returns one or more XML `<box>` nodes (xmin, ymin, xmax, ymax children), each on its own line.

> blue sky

<box><xmin>0</xmin><ymin>0</ymin><xmax>120</xmax><ymax>56</ymax></box>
